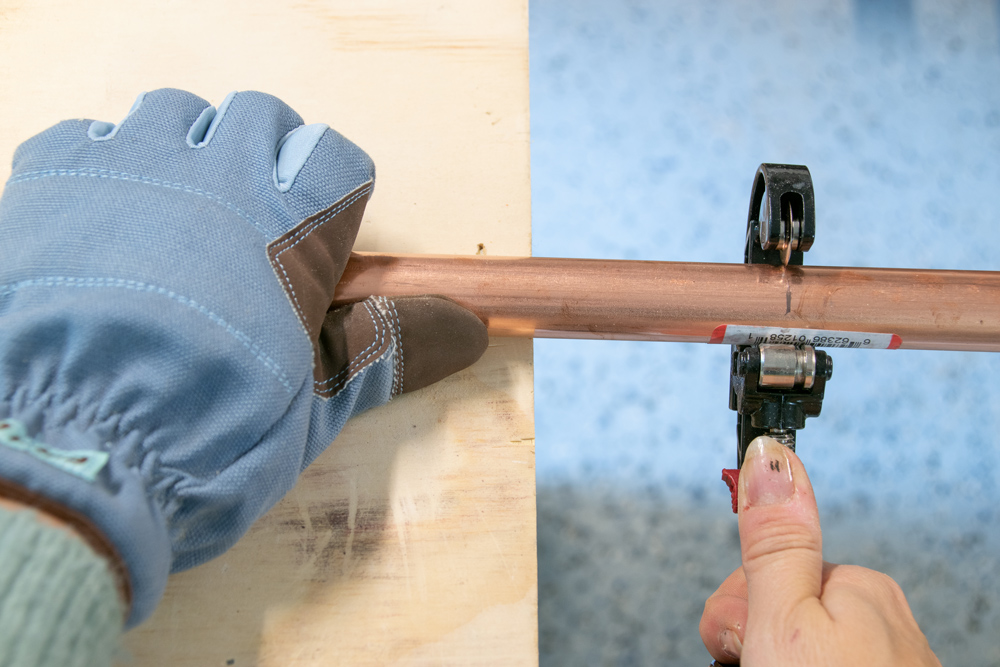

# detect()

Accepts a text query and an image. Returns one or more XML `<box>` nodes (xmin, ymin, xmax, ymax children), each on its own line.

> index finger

<box><xmin>700</xmin><ymin>566</ymin><xmax>749</xmax><ymax>663</ymax></box>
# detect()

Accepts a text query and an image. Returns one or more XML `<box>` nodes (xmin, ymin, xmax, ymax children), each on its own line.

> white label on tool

<box><xmin>710</xmin><ymin>325</ymin><xmax>902</xmax><ymax>350</ymax></box>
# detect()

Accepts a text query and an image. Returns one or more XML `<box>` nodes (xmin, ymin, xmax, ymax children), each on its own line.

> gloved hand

<box><xmin>0</xmin><ymin>89</ymin><xmax>488</xmax><ymax>626</ymax></box>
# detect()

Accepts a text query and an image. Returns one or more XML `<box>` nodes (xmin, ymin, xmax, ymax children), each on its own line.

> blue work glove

<box><xmin>0</xmin><ymin>89</ymin><xmax>488</xmax><ymax>626</ymax></box>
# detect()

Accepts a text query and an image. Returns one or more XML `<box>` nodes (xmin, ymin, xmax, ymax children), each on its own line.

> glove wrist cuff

<box><xmin>0</xmin><ymin>412</ymin><xmax>170</xmax><ymax>628</ymax></box>
<box><xmin>0</xmin><ymin>476</ymin><xmax>132</xmax><ymax>610</ymax></box>
<box><xmin>0</xmin><ymin>505</ymin><xmax>124</xmax><ymax>664</ymax></box>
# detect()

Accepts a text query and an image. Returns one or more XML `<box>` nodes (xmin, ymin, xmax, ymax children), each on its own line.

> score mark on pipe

<box><xmin>710</xmin><ymin>325</ymin><xmax>902</xmax><ymax>350</ymax></box>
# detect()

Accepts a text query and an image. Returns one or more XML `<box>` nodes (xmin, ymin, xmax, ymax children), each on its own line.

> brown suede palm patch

<box><xmin>313</xmin><ymin>296</ymin><xmax>403</xmax><ymax>398</ymax></box>
<box><xmin>266</xmin><ymin>182</ymin><xmax>376</xmax><ymax>393</ymax></box>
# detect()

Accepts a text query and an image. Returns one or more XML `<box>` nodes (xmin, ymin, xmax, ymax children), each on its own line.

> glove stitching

<box><xmin>373</xmin><ymin>297</ymin><xmax>404</xmax><ymax>397</ymax></box>
<box><xmin>313</xmin><ymin>297</ymin><xmax>391</xmax><ymax>397</ymax></box>
<box><xmin>387</xmin><ymin>298</ymin><xmax>403</xmax><ymax>396</ymax></box>
<box><xmin>0</xmin><ymin>277</ymin><xmax>293</xmax><ymax>394</ymax></box>
<box><xmin>393</xmin><ymin>301</ymin><xmax>404</xmax><ymax>394</ymax></box>
<box><xmin>269</xmin><ymin>185</ymin><xmax>373</xmax><ymax>332</ymax></box>
<box><xmin>6</xmin><ymin>168</ymin><xmax>265</xmax><ymax>236</ymax></box>
<box><xmin>267</xmin><ymin>183</ymin><xmax>373</xmax><ymax>253</ymax></box>
<box><xmin>313</xmin><ymin>299</ymin><xmax>385</xmax><ymax>389</ymax></box>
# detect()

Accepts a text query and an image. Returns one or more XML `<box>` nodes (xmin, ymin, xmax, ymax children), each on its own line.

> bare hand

<box><xmin>700</xmin><ymin>436</ymin><xmax>941</xmax><ymax>666</ymax></box>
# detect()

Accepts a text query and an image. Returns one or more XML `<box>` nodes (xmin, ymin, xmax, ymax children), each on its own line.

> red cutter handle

<box><xmin>721</xmin><ymin>469</ymin><xmax>740</xmax><ymax>513</ymax></box>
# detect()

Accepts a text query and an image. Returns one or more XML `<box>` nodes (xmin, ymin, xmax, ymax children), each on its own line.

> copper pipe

<box><xmin>332</xmin><ymin>252</ymin><xmax>1000</xmax><ymax>352</ymax></box>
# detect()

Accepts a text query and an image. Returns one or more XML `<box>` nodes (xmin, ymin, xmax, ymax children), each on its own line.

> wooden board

<box><xmin>0</xmin><ymin>2</ymin><xmax>537</xmax><ymax>665</ymax></box>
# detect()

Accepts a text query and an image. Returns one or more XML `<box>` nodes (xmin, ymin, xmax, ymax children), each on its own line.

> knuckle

<box><xmin>829</xmin><ymin>564</ymin><xmax>913</xmax><ymax>613</ymax></box>
<box><xmin>867</xmin><ymin>570</ymin><xmax>908</xmax><ymax>606</ymax></box>
<box><xmin>232</xmin><ymin>90</ymin><xmax>296</xmax><ymax>116</ymax></box>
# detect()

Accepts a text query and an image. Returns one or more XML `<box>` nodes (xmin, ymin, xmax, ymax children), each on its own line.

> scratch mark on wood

<box><xmin>477</xmin><ymin>506</ymin><xmax>514</xmax><ymax>582</ymax></box>
<box><xmin>395</xmin><ymin>496</ymin><xmax>413</xmax><ymax>599</ymax></box>
<box><xmin>343</xmin><ymin>476</ymin><xmax>358</xmax><ymax>577</ymax></box>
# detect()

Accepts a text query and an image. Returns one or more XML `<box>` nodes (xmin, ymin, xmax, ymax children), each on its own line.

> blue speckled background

<box><xmin>529</xmin><ymin>1</ymin><xmax>1000</xmax><ymax>664</ymax></box>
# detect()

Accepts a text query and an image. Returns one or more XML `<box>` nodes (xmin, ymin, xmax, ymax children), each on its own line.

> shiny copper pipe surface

<box><xmin>332</xmin><ymin>252</ymin><xmax>1000</xmax><ymax>352</ymax></box>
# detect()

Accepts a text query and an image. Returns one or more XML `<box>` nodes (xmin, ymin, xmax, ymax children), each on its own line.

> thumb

<box><xmin>383</xmin><ymin>295</ymin><xmax>489</xmax><ymax>394</ymax></box>
<box><xmin>314</xmin><ymin>295</ymin><xmax>488</xmax><ymax>399</ymax></box>
<box><xmin>738</xmin><ymin>436</ymin><xmax>824</xmax><ymax>624</ymax></box>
